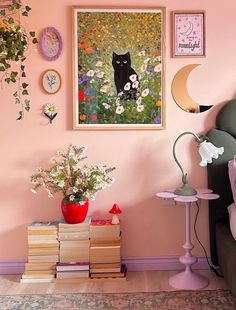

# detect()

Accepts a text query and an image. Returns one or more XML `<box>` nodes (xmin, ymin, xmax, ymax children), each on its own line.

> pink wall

<box><xmin>1</xmin><ymin>0</ymin><xmax>235</xmax><ymax>260</ymax></box>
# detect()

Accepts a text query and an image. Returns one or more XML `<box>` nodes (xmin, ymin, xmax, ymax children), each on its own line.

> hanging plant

<box><xmin>0</xmin><ymin>1</ymin><xmax>38</xmax><ymax>120</ymax></box>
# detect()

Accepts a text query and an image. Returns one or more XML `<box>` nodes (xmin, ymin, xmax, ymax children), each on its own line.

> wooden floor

<box><xmin>0</xmin><ymin>270</ymin><xmax>228</xmax><ymax>295</ymax></box>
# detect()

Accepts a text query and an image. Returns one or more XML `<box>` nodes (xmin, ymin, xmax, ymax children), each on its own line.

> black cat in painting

<box><xmin>112</xmin><ymin>52</ymin><xmax>139</xmax><ymax>100</ymax></box>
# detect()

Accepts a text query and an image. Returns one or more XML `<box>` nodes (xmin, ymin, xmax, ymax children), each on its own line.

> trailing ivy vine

<box><xmin>0</xmin><ymin>1</ymin><xmax>38</xmax><ymax>120</ymax></box>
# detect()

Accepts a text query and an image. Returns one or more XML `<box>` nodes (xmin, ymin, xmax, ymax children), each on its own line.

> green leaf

<box><xmin>13</xmin><ymin>91</ymin><xmax>18</xmax><ymax>97</ymax></box>
<box><xmin>8</xmin><ymin>17</ymin><xmax>14</xmax><ymax>24</ymax></box>
<box><xmin>10</xmin><ymin>71</ymin><xmax>18</xmax><ymax>79</ymax></box>
<box><xmin>5</xmin><ymin>77</ymin><xmax>11</xmax><ymax>84</ymax></box>
<box><xmin>0</xmin><ymin>66</ymin><xmax>5</xmax><ymax>71</ymax></box>
<box><xmin>24</xmin><ymin>99</ymin><xmax>30</xmax><ymax>112</ymax></box>
<box><xmin>29</xmin><ymin>31</ymin><xmax>35</xmax><ymax>37</ymax></box>
<box><xmin>32</xmin><ymin>38</ymin><xmax>38</xmax><ymax>44</ymax></box>
<box><xmin>22</xmin><ymin>89</ymin><xmax>29</xmax><ymax>95</ymax></box>
<box><xmin>22</xmin><ymin>11</ymin><xmax>28</xmax><ymax>17</ymax></box>
<box><xmin>17</xmin><ymin>111</ymin><xmax>23</xmax><ymax>120</ymax></box>
<box><xmin>22</xmin><ymin>82</ymin><xmax>29</xmax><ymax>89</ymax></box>
<box><xmin>15</xmin><ymin>98</ymin><xmax>20</xmax><ymax>104</ymax></box>
<box><xmin>25</xmin><ymin>6</ymin><xmax>31</xmax><ymax>12</ymax></box>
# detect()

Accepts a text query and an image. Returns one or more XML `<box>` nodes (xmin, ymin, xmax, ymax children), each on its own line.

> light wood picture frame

<box><xmin>172</xmin><ymin>11</ymin><xmax>205</xmax><ymax>57</ymax></box>
<box><xmin>41</xmin><ymin>69</ymin><xmax>62</xmax><ymax>94</ymax></box>
<box><xmin>73</xmin><ymin>7</ymin><xmax>166</xmax><ymax>130</ymax></box>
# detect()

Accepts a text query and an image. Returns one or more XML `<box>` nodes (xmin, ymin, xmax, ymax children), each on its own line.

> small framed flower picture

<box><xmin>41</xmin><ymin>69</ymin><xmax>62</xmax><ymax>94</ymax></box>
<box><xmin>172</xmin><ymin>11</ymin><xmax>205</xmax><ymax>57</ymax></box>
<box><xmin>73</xmin><ymin>7</ymin><xmax>166</xmax><ymax>130</ymax></box>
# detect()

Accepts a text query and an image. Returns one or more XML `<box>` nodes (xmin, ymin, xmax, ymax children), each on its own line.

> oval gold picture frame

<box><xmin>41</xmin><ymin>69</ymin><xmax>62</xmax><ymax>94</ymax></box>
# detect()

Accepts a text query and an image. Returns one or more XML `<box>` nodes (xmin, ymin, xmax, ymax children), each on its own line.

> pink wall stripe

<box><xmin>0</xmin><ymin>256</ymin><xmax>209</xmax><ymax>274</ymax></box>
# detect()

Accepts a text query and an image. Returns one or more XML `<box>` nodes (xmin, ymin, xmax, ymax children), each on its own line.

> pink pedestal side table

<box><xmin>156</xmin><ymin>188</ymin><xmax>219</xmax><ymax>290</ymax></box>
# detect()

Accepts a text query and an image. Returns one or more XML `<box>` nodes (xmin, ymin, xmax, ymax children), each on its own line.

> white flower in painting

<box><xmin>137</xmin><ymin>105</ymin><xmax>144</xmax><ymax>112</ymax></box>
<box><xmin>155</xmin><ymin>56</ymin><xmax>161</xmax><ymax>61</ymax></box>
<box><xmin>141</xmin><ymin>64</ymin><xmax>147</xmax><ymax>72</ymax></box>
<box><xmin>118</xmin><ymin>91</ymin><xmax>123</xmax><ymax>97</ymax></box>
<box><xmin>31</xmin><ymin>189</ymin><xmax>37</xmax><ymax>194</ymax></box>
<box><xmin>95</xmin><ymin>61</ymin><xmax>103</xmax><ymax>67</ymax></box>
<box><xmin>86</xmin><ymin>70</ymin><xmax>95</xmax><ymax>77</ymax></box>
<box><xmin>142</xmin><ymin>88</ymin><xmax>150</xmax><ymax>97</ymax></box>
<box><xmin>129</xmin><ymin>74</ymin><xmax>137</xmax><ymax>82</ymax></box>
<box><xmin>116</xmin><ymin>97</ymin><xmax>121</xmax><ymax>106</ymax></box>
<box><xmin>124</xmin><ymin>82</ymin><xmax>131</xmax><ymax>91</ymax></box>
<box><xmin>44</xmin><ymin>103</ymin><xmax>58</xmax><ymax>117</ymax></box>
<box><xmin>102</xmin><ymin>102</ymin><xmax>111</xmax><ymax>109</ymax></box>
<box><xmin>136</xmin><ymin>97</ymin><xmax>142</xmax><ymax>105</ymax></box>
<box><xmin>154</xmin><ymin>64</ymin><xmax>161</xmax><ymax>72</ymax></box>
<box><xmin>144</xmin><ymin>57</ymin><xmax>151</xmax><ymax>64</ymax></box>
<box><xmin>138</xmin><ymin>50</ymin><xmax>145</xmax><ymax>56</ymax></box>
<box><xmin>100</xmin><ymin>85</ymin><xmax>109</xmax><ymax>93</ymax></box>
<box><xmin>116</xmin><ymin>106</ymin><xmax>125</xmax><ymax>114</ymax></box>
<box><xmin>96</xmin><ymin>71</ymin><xmax>105</xmax><ymax>78</ymax></box>
<box><xmin>132</xmin><ymin>81</ymin><xmax>139</xmax><ymax>89</ymax></box>
<box><xmin>104</xmin><ymin>79</ymin><xmax>111</xmax><ymax>83</ymax></box>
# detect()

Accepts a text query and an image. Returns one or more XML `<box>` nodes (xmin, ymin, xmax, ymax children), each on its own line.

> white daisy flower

<box><xmin>124</xmin><ymin>82</ymin><xmax>131</xmax><ymax>91</ymax></box>
<box><xmin>116</xmin><ymin>106</ymin><xmax>125</xmax><ymax>114</ymax></box>
<box><xmin>44</xmin><ymin>103</ymin><xmax>58</xmax><ymax>117</ymax></box>
<box><xmin>102</xmin><ymin>102</ymin><xmax>111</xmax><ymax>109</ymax></box>
<box><xmin>132</xmin><ymin>81</ymin><xmax>139</xmax><ymax>89</ymax></box>
<box><xmin>86</xmin><ymin>70</ymin><xmax>95</xmax><ymax>77</ymax></box>
<box><xmin>96</xmin><ymin>61</ymin><xmax>103</xmax><ymax>67</ymax></box>
<box><xmin>96</xmin><ymin>71</ymin><xmax>105</xmax><ymax>78</ymax></box>
<box><xmin>154</xmin><ymin>64</ymin><xmax>161</xmax><ymax>72</ymax></box>
<box><xmin>118</xmin><ymin>91</ymin><xmax>123</xmax><ymax>97</ymax></box>
<box><xmin>129</xmin><ymin>74</ymin><xmax>137</xmax><ymax>82</ymax></box>
<box><xmin>142</xmin><ymin>88</ymin><xmax>150</xmax><ymax>97</ymax></box>
<box><xmin>116</xmin><ymin>98</ymin><xmax>121</xmax><ymax>105</ymax></box>
<box><xmin>144</xmin><ymin>57</ymin><xmax>151</xmax><ymax>64</ymax></box>
<box><xmin>138</xmin><ymin>50</ymin><xmax>145</xmax><ymax>56</ymax></box>
<box><xmin>136</xmin><ymin>97</ymin><xmax>142</xmax><ymax>105</ymax></box>
<box><xmin>100</xmin><ymin>85</ymin><xmax>109</xmax><ymax>93</ymax></box>
<box><xmin>137</xmin><ymin>105</ymin><xmax>144</xmax><ymax>112</ymax></box>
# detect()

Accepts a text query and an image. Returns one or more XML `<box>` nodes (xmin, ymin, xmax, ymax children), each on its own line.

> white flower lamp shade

<box><xmin>173</xmin><ymin>132</ymin><xmax>224</xmax><ymax>196</ymax></box>
<box><xmin>198</xmin><ymin>141</ymin><xmax>224</xmax><ymax>167</ymax></box>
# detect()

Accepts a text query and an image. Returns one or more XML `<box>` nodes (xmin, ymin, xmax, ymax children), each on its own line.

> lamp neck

<box><xmin>173</xmin><ymin>131</ymin><xmax>202</xmax><ymax>183</ymax></box>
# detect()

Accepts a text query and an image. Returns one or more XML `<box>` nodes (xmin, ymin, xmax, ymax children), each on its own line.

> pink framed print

<box><xmin>172</xmin><ymin>11</ymin><xmax>205</xmax><ymax>57</ymax></box>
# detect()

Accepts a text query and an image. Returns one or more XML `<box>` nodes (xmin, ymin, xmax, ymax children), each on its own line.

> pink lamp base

<box><xmin>169</xmin><ymin>269</ymin><xmax>209</xmax><ymax>290</ymax></box>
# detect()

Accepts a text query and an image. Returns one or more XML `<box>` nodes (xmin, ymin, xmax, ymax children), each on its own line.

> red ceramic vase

<box><xmin>61</xmin><ymin>198</ymin><xmax>89</xmax><ymax>224</ymax></box>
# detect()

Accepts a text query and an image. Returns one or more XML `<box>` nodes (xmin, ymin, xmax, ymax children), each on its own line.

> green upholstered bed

<box><xmin>207</xmin><ymin>99</ymin><xmax>236</xmax><ymax>297</ymax></box>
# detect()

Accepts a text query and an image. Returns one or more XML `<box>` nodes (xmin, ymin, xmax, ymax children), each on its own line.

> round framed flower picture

<box><xmin>42</xmin><ymin>69</ymin><xmax>62</xmax><ymax>94</ymax></box>
<box><xmin>39</xmin><ymin>27</ymin><xmax>63</xmax><ymax>61</ymax></box>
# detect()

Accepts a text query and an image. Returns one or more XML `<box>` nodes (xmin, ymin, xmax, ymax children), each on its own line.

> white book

<box><xmin>20</xmin><ymin>278</ymin><xmax>54</xmax><ymax>283</ymax></box>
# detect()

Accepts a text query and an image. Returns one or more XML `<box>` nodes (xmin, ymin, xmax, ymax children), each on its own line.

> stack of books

<box><xmin>57</xmin><ymin>216</ymin><xmax>91</xmax><ymax>279</ymax></box>
<box><xmin>21</xmin><ymin>221</ymin><xmax>59</xmax><ymax>283</ymax></box>
<box><xmin>89</xmin><ymin>220</ymin><xmax>126</xmax><ymax>279</ymax></box>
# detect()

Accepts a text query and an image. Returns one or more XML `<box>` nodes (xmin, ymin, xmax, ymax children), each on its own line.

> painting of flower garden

<box><xmin>73</xmin><ymin>8</ymin><xmax>165</xmax><ymax>129</ymax></box>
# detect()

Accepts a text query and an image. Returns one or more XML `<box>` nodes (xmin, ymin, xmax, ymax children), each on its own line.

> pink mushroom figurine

<box><xmin>109</xmin><ymin>203</ymin><xmax>122</xmax><ymax>224</ymax></box>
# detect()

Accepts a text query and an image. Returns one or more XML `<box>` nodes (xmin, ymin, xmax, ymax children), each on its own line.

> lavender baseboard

<box><xmin>0</xmin><ymin>256</ymin><xmax>209</xmax><ymax>275</ymax></box>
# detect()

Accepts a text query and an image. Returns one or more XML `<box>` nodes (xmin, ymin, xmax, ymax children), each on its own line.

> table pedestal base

<box><xmin>169</xmin><ymin>269</ymin><xmax>209</xmax><ymax>290</ymax></box>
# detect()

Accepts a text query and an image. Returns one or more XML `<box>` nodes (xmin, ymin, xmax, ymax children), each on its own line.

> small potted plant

<box><xmin>31</xmin><ymin>144</ymin><xmax>115</xmax><ymax>223</ymax></box>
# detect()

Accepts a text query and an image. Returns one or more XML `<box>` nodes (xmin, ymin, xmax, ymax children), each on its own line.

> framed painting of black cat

<box><xmin>73</xmin><ymin>7</ymin><xmax>166</xmax><ymax>130</ymax></box>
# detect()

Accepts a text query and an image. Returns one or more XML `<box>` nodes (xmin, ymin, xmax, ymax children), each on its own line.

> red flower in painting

<box><xmin>90</xmin><ymin>114</ymin><xmax>97</xmax><ymax>121</ymax></box>
<box><xmin>78</xmin><ymin>90</ymin><xmax>85</xmax><ymax>101</ymax></box>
